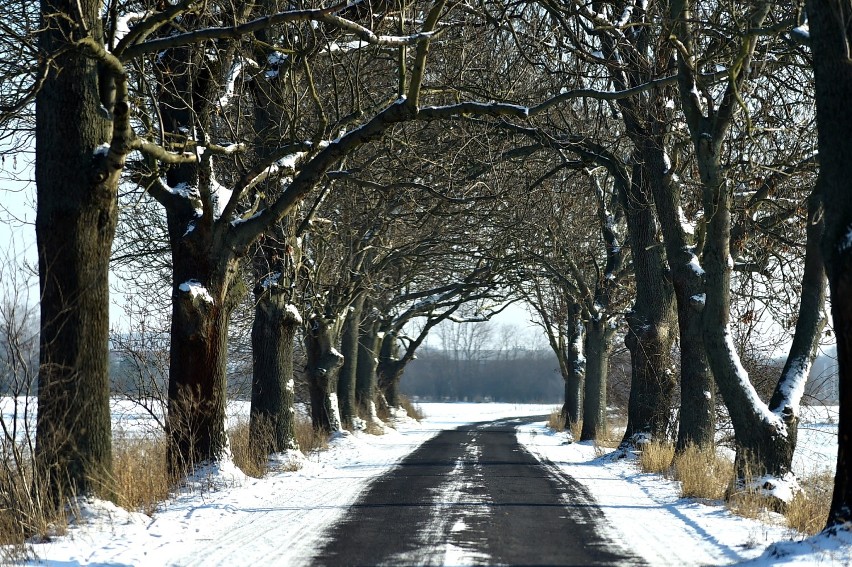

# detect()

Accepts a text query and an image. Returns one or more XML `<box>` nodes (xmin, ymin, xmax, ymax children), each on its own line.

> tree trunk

<box><xmin>620</xmin><ymin>160</ymin><xmax>677</xmax><ymax>445</ymax></box>
<box><xmin>561</xmin><ymin>309</ymin><xmax>585</xmax><ymax>428</ymax></box>
<box><xmin>34</xmin><ymin>0</ymin><xmax>116</xmax><ymax>502</ymax></box>
<box><xmin>635</xmin><ymin>130</ymin><xmax>716</xmax><ymax>450</ymax></box>
<box><xmin>338</xmin><ymin>295</ymin><xmax>364</xmax><ymax>427</ymax></box>
<box><xmin>808</xmin><ymin>0</ymin><xmax>852</xmax><ymax>525</ymax></box>
<box><xmin>250</xmin><ymin>290</ymin><xmax>300</xmax><ymax>454</ymax></box>
<box><xmin>166</xmin><ymin>238</ymin><xmax>240</xmax><ymax>473</ymax></box>
<box><xmin>305</xmin><ymin>318</ymin><xmax>344</xmax><ymax>432</ymax></box>
<box><xmin>581</xmin><ymin>320</ymin><xmax>613</xmax><ymax>441</ymax></box>
<box><xmin>697</xmin><ymin>137</ymin><xmax>803</xmax><ymax>480</ymax></box>
<box><xmin>377</xmin><ymin>332</ymin><xmax>405</xmax><ymax>408</ymax></box>
<box><xmin>356</xmin><ymin>310</ymin><xmax>381</xmax><ymax>420</ymax></box>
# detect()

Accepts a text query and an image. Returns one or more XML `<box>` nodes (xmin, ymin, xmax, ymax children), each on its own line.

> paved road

<box><xmin>312</xmin><ymin>416</ymin><xmax>643</xmax><ymax>566</ymax></box>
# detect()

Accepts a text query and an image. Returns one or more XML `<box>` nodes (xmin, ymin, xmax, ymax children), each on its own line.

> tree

<box><xmin>34</xmin><ymin>0</ymin><xmax>125</xmax><ymax>502</ymax></box>
<box><xmin>808</xmin><ymin>0</ymin><xmax>852</xmax><ymax>528</ymax></box>
<box><xmin>673</xmin><ymin>0</ymin><xmax>825</xmax><ymax>479</ymax></box>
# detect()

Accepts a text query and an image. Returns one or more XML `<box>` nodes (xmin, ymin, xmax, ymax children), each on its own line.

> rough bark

<box><xmin>305</xmin><ymin>317</ymin><xmax>344</xmax><ymax>431</ymax></box>
<box><xmin>620</xmin><ymin>161</ymin><xmax>677</xmax><ymax>445</ymax></box>
<box><xmin>355</xmin><ymin>307</ymin><xmax>381</xmax><ymax>417</ymax></box>
<box><xmin>338</xmin><ymin>295</ymin><xmax>364</xmax><ymax>427</ymax></box>
<box><xmin>377</xmin><ymin>332</ymin><xmax>405</xmax><ymax>408</ymax></box>
<box><xmin>806</xmin><ymin>0</ymin><xmax>852</xmax><ymax>526</ymax></box>
<box><xmin>166</xmin><ymin>228</ymin><xmax>242</xmax><ymax>473</ymax></box>
<box><xmin>580</xmin><ymin>320</ymin><xmax>613</xmax><ymax>441</ymax></box>
<box><xmin>250</xmin><ymin>290</ymin><xmax>300</xmax><ymax>454</ymax></box>
<box><xmin>640</xmin><ymin>131</ymin><xmax>716</xmax><ymax>450</ymax></box>
<box><xmin>561</xmin><ymin>307</ymin><xmax>585</xmax><ymax>428</ymax></box>
<box><xmin>34</xmin><ymin>0</ymin><xmax>116</xmax><ymax>501</ymax></box>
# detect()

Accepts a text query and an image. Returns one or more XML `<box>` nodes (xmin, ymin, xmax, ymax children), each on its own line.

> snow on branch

<box><xmin>317</xmin><ymin>14</ymin><xmax>437</xmax><ymax>46</ymax></box>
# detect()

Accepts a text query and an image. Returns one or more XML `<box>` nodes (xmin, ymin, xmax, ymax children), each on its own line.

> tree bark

<box><xmin>305</xmin><ymin>317</ymin><xmax>344</xmax><ymax>431</ymax></box>
<box><xmin>356</xmin><ymin>307</ymin><xmax>381</xmax><ymax>419</ymax></box>
<box><xmin>250</xmin><ymin>289</ymin><xmax>300</xmax><ymax>454</ymax></box>
<box><xmin>805</xmin><ymin>0</ymin><xmax>852</xmax><ymax>525</ymax></box>
<box><xmin>643</xmin><ymin>135</ymin><xmax>716</xmax><ymax>450</ymax></box>
<box><xmin>620</xmin><ymin>160</ymin><xmax>677</xmax><ymax>445</ymax></box>
<box><xmin>34</xmin><ymin>0</ymin><xmax>116</xmax><ymax>502</ymax></box>
<box><xmin>166</xmin><ymin>229</ymin><xmax>241</xmax><ymax>473</ymax></box>
<box><xmin>338</xmin><ymin>295</ymin><xmax>364</xmax><ymax>427</ymax></box>
<box><xmin>561</xmin><ymin>307</ymin><xmax>585</xmax><ymax>428</ymax></box>
<box><xmin>581</xmin><ymin>320</ymin><xmax>612</xmax><ymax>441</ymax></box>
<box><xmin>377</xmin><ymin>332</ymin><xmax>405</xmax><ymax>408</ymax></box>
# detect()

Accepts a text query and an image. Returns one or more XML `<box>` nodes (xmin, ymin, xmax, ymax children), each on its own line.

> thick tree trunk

<box><xmin>620</xmin><ymin>162</ymin><xmax>677</xmax><ymax>445</ymax></box>
<box><xmin>166</xmin><ymin>244</ymin><xmax>240</xmax><ymax>473</ymax></box>
<box><xmin>338</xmin><ymin>295</ymin><xmax>364</xmax><ymax>427</ymax></box>
<box><xmin>640</xmin><ymin>134</ymin><xmax>716</xmax><ymax>450</ymax></box>
<box><xmin>580</xmin><ymin>320</ymin><xmax>612</xmax><ymax>441</ymax></box>
<box><xmin>378</xmin><ymin>361</ymin><xmax>405</xmax><ymax>409</ymax></box>
<box><xmin>377</xmin><ymin>333</ymin><xmax>405</xmax><ymax>408</ymax></box>
<box><xmin>305</xmin><ymin>318</ymin><xmax>344</xmax><ymax>432</ymax></box>
<box><xmin>697</xmin><ymin>140</ymin><xmax>803</xmax><ymax>480</ymax></box>
<box><xmin>356</xmin><ymin>311</ymin><xmax>381</xmax><ymax>419</ymax></box>
<box><xmin>561</xmin><ymin>311</ymin><xmax>585</xmax><ymax>428</ymax></box>
<box><xmin>809</xmin><ymin>0</ymin><xmax>852</xmax><ymax>526</ymax></box>
<box><xmin>250</xmin><ymin>291</ymin><xmax>300</xmax><ymax>454</ymax></box>
<box><xmin>34</xmin><ymin>0</ymin><xmax>116</xmax><ymax>502</ymax></box>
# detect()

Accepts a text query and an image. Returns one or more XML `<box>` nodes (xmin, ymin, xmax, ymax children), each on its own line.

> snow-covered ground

<box><xmin>15</xmin><ymin>402</ymin><xmax>852</xmax><ymax>566</ymax></box>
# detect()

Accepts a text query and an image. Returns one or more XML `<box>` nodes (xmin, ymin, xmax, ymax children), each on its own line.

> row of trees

<box><xmin>2</xmin><ymin>0</ymin><xmax>852</xmax><ymax>535</ymax></box>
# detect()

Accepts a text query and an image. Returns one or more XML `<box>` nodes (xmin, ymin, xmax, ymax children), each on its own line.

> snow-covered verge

<box><xmin>21</xmin><ymin>403</ymin><xmax>552</xmax><ymax>566</ymax></box>
<box><xmin>517</xmin><ymin>421</ymin><xmax>852</xmax><ymax>566</ymax></box>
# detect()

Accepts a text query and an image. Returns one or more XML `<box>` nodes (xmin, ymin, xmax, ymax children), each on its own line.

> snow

<box><xmin>774</xmin><ymin>354</ymin><xmax>812</xmax><ymax>420</ymax></box>
<box><xmin>687</xmin><ymin>249</ymin><xmax>706</xmax><ymax>276</ymax></box>
<box><xmin>723</xmin><ymin>330</ymin><xmax>787</xmax><ymax>435</ymax></box>
<box><xmin>285</xmin><ymin>303</ymin><xmax>303</xmax><ymax>323</ymax></box>
<box><xmin>19</xmin><ymin>402</ymin><xmax>849</xmax><ymax>566</ymax></box>
<box><xmin>517</xmin><ymin>423</ymin><xmax>851</xmax><ymax>566</ymax></box>
<box><xmin>179</xmin><ymin>279</ymin><xmax>214</xmax><ymax>304</ymax></box>
<box><xmin>218</xmin><ymin>60</ymin><xmax>245</xmax><ymax>109</ymax></box>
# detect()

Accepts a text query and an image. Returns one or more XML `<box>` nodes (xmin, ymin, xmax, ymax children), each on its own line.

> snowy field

<box><xmin>10</xmin><ymin>401</ymin><xmax>852</xmax><ymax>566</ymax></box>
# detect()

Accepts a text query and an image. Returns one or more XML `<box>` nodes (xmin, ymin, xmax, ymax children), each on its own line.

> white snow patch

<box><xmin>722</xmin><ymin>327</ymin><xmax>786</xmax><ymax>434</ymax></box>
<box><xmin>179</xmin><ymin>279</ymin><xmax>215</xmax><ymax>304</ymax></box>
<box><xmin>745</xmin><ymin>473</ymin><xmax>801</xmax><ymax>505</ymax></box>
<box><xmin>687</xmin><ymin>251</ymin><xmax>705</xmax><ymax>276</ymax></box>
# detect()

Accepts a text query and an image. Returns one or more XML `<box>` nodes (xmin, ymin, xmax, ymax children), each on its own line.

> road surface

<box><xmin>312</xmin><ymin>416</ymin><xmax>643</xmax><ymax>566</ymax></box>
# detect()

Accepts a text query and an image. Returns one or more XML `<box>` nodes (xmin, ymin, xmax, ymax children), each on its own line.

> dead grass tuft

<box><xmin>785</xmin><ymin>471</ymin><xmax>833</xmax><ymax>536</ymax></box>
<box><xmin>673</xmin><ymin>444</ymin><xmax>733</xmax><ymax>500</ymax></box>
<box><xmin>112</xmin><ymin>432</ymin><xmax>171</xmax><ymax>514</ymax></box>
<box><xmin>228</xmin><ymin>420</ymin><xmax>268</xmax><ymax>479</ymax></box>
<box><xmin>399</xmin><ymin>396</ymin><xmax>426</xmax><ymax>421</ymax></box>
<box><xmin>639</xmin><ymin>440</ymin><xmax>674</xmax><ymax>475</ymax></box>
<box><xmin>295</xmin><ymin>417</ymin><xmax>329</xmax><ymax>454</ymax></box>
<box><xmin>547</xmin><ymin>409</ymin><xmax>565</xmax><ymax>432</ymax></box>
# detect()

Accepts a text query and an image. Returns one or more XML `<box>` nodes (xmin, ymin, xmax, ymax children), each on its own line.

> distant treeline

<box><xmin>400</xmin><ymin>347</ymin><xmax>563</xmax><ymax>403</ymax></box>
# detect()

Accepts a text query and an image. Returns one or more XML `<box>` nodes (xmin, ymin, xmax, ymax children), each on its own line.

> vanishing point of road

<box><xmin>312</xmin><ymin>416</ymin><xmax>644</xmax><ymax>566</ymax></box>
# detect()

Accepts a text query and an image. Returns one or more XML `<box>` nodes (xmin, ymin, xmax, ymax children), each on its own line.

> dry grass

<box><xmin>400</xmin><ymin>396</ymin><xmax>426</xmax><ymax>421</ymax></box>
<box><xmin>547</xmin><ymin>409</ymin><xmax>565</xmax><ymax>432</ymax></box>
<box><xmin>228</xmin><ymin>420</ymin><xmax>268</xmax><ymax>479</ymax></box>
<box><xmin>727</xmin><ymin>485</ymin><xmax>772</xmax><ymax>520</ymax></box>
<box><xmin>673</xmin><ymin>444</ymin><xmax>733</xmax><ymax>500</ymax></box>
<box><xmin>112</xmin><ymin>433</ymin><xmax>171</xmax><ymax>514</ymax></box>
<box><xmin>786</xmin><ymin>471</ymin><xmax>833</xmax><ymax>536</ymax></box>
<box><xmin>295</xmin><ymin>417</ymin><xmax>329</xmax><ymax>453</ymax></box>
<box><xmin>639</xmin><ymin>440</ymin><xmax>674</xmax><ymax>475</ymax></box>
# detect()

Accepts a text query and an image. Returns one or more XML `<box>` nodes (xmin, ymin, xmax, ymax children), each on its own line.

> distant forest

<box><xmin>397</xmin><ymin>346</ymin><xmax>560</xmax><ymax>403</ymax></box>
